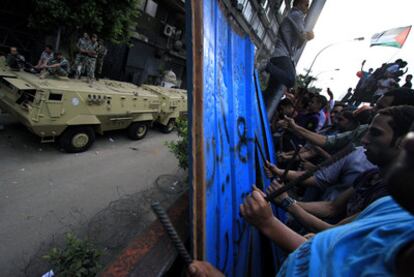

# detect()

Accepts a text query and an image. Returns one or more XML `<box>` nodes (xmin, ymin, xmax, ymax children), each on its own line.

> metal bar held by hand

<box><xmin>265</xmin><ymin>144</ymin><xmax>354</xmax><ymax>202</ymax></box>
<box><xmin>151</xmin><ymin>202</ymin><xmax>193</xmax><ymax>266</ymax></box>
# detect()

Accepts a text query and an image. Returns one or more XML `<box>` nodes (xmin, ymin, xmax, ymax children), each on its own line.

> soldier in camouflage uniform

<box><xmin>73</xmin><ymin>33</ymin><xmax>91</xmax><ymax>79</ymax></box>
<box><xmin>95</xmin><ymin>39</ymin><xmax>107</xmax><ymax>81</ymax></box>
<box><xmin>39</xmin><ymin>52</ymin><xmax>70</xmax><ymax>79</ymax></box>
<box><xmin>84</xmin><ymin>34</ymin><xmax>98</xmax><ymax>83</ymax></box>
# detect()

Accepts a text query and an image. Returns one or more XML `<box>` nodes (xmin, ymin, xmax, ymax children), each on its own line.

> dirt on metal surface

<box><xmin>99</xmin><ymin>192</ymin><xmax>189</xmax><ymax>277</ymax></box>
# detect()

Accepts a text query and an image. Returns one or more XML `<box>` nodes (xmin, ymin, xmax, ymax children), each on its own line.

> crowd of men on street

<box><xmin>188</xmin><ymin>79</ymin><xmax>414</xmax><ymax>276</ymax></box>
<box><xmin>345</xmin><ymin>58</ymin><xmax>412</xmax><ymax>105</ymax></box>
<box><xmin>187</xmin><ymin>0</ymin><xmax>414</xmax><ymax>276</ymax></box>
<box><xmin>4</xmin><ymin>32</ymin><xmax>107</xmax><ymax>83</ymax></box>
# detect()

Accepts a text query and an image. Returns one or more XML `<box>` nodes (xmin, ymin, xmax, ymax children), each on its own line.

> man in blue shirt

<box><xmin>187</xmin><ymin>106</ymin><xmax>414</xmax><ymax>276</ymax></box>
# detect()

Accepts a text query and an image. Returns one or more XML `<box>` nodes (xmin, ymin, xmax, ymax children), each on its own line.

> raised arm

<box><xmin>279</xmin><ymin>116</ymin><xmax>328</xmax><ymax>147</ymax></box>
<box><xmin>267</xmin><ymin>181</ymin><xmax>333</xmax><ymax>232</ymax></box>
<box><xmin>240</xmin><ymin>187</ymin><xmax>306</xmax><ymax>253</ymax></box>
<box><xmin>264</xmin><ymin>161</ymin><xmax>318</xmax><ymax>187</ymax></box>
<box><xmin>298</xmin><ymin>187</ymin><xmax>355</xmax><ymax>218</ymax></box>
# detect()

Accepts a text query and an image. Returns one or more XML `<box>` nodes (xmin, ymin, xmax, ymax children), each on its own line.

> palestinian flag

<box><xmin>370</xmin><ymin>26</ymin><xmax>411</xmax><ymax>48</ymax></box>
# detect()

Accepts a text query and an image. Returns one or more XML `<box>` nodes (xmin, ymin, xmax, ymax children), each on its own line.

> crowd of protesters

<box><xmin>188</xmin><ymin>78</ymin><xmax>414</xmax><ymax>276</ymax></box>
<box><xmin>185</xmin><ymin>1</ymin><xmax>414</xmax><ymax>273</ymax></box>
<box><xmin>346</xmin><ymin>58</ymin><xmax>412</xmax><ymax>105</ymax></box>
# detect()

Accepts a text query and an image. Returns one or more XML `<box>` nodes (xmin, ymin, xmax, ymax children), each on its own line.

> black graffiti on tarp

<box><xmin>233</xmin><ymin>216</ymin><xmax>249</xmax><ymax>269</ymax></box>
<box><xmin>206</xmin><ymin>114</ymin><xmax>250</xmax><ymax>187</ymax></box>
<box><xmin>236</xmin><ymin>117</ymin><xmax>249</xmax><ymax>163</ymax></box>
<box><xmin>204</xmin><ymin>92</ymin><xmax>254</xmax><ymax>274</ymax></box>
<box><xmin>219</xmin><ymin>232</ymin><xmax>230</xmax><ymax>273</ymax></box>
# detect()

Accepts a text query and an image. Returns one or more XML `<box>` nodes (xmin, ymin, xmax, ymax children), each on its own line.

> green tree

<box><xmin>166</xmin><ymin>118</ymin><xmax>189</xmax><ymax>171</ymax></box>
<box><xmin>296</xmin><ymin>74</ymin><xmax>322</xmax><ymax>94</ymax></box>
<box><xmin>44</xmin><ymin>233</ymin><xmax>102</xmax><ymax>276</ymax></box>
<box><xmin>28</xmin><ymin>0</ymin><xmax>142</xmax><ymax>46</ymax></box>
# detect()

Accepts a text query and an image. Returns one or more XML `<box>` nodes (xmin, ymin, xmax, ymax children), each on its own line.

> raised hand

<box><xmin>240</xmin><ymin>186</ymin><xmax>274</xmax><ymax>229</ymax></box>
<box><xmin>266</xmin><ymin>179</ymin><xmax>289</xmax><ymax>205</ymax></box>
<box><xmin>187</xmin><ymin>261</ymin><xmax>225</xmax><ymax>277</ymax></box>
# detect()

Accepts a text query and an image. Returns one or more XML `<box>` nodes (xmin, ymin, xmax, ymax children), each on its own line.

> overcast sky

<box><xmin>296</xmin><ymin>0</ymin><xmax>414</xmax><ymax>99</ymax></box>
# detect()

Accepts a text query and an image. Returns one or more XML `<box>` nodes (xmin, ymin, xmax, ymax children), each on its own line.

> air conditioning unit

<box><xmin>163</xmin><ymin>24</ymin><xmax>176</xmax><ymax>37</ymax></box>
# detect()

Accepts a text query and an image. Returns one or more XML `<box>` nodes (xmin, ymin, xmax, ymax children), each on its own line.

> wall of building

<box><xmin>103</xmin><ymin>0</ymin><xmax>187</xmax><ymax>88</ymax></box>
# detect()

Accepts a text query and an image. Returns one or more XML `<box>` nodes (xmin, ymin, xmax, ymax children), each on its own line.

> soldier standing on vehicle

<box><xmin>73</xmin><ymin>33</ymin><xmax>91</xmax><ymax>79</ymax></box>
<box><xmin>84</xmin><ymin>34</ymin><xmax>98</xmax><ymax>84</ymax></box>
<box><xmin>95</xmin><ymin>39</ymin><xmax>107</xmax><ymax>81</ymax></box>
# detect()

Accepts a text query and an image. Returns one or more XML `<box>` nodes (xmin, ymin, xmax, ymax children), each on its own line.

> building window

<box><xmin>145</xmin><ymin>0</ymin><xmax>158</xmax><ymax>17</ymax></box>
<box><xmin>138</xmin><ymin>0</ymin><xmax>158</xmax><ymax>18</ymax></box>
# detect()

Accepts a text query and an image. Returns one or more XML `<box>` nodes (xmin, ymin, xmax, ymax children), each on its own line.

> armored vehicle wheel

<box><xmin>59</xmin><ymin>126</ymin><xmax>96</xmax><ymax>153</ymax></box>
<box><xmin>160</xmin><ymin>119</ymin><xmax>175</xmax><ymax>133</ymax></box>
<box><xmin>128</xmin><ymin>122</ymin><xmax>149</xmax><ymax>140</ymax></box>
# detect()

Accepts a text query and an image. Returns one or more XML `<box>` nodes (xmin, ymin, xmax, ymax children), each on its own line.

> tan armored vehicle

<box><xmin>142</xmin><ymin>85</ymin><xmax>187</xmax><ymax>133</ymax></box>
<box><xmin>0</xmin><ymin>57</ymin><xmax>187</xmax><ymax>153</ymax></box>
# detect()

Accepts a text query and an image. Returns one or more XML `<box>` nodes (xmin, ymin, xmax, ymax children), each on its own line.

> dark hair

<box><xmin>383</xmin><ymin>88</ymin><xmax>414</xmax><ymax>106</ymax></box>
<box><xmin>378</xmin><ymin>105</ymin><xmax>414</xmax><ymax>145</ymax></box>
<box><xmin>293</xmin><ymin>0</ymin><xmax>305</xmax><ymax>7</ymax></box>
<box><xmin>55</xmin><ymin>52</ymin><xmax>63</xmax><ymax>56</ymax></box>
<box><xmin>45</xmin><ymin>44</ymin><xmax>53</xmax><ymax>50</ymax></box>
<box><xmin>333</xmin><ymin>102</ymin><xmax>346</xmax><ymax>109</ymax></box>
<box><xmin>354</xmin><ymin>108</ymin><xmax>372</xmax><ymax>125</ymax></box>
<box><xmin>407</xmin><ymin>74</ymin><xmax>413</xmax><ymax>78</ymax></box>
<box><xmin>316</xmin><ymin>95</ymin><xmax>328</xmax><ymax>108</ymax></box>
<box><xmin>341</xmin><ymin>111</ymin><xmax>359</xmax><ymax>127</ymax></box>
<box><xmin>279</xmin><ymin>98</ymin><xmax>293</xmax><ymax>107</ymax></box>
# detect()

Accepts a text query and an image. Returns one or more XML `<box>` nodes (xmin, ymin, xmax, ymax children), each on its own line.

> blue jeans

<box><xmin>264</xmin><ymin>56</ymin><xmax>296</xmax><ymax>95</ymax></box>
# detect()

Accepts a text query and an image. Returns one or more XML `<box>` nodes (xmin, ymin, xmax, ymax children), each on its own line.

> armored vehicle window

<box><xmin>48</xmin><ymin>93</ymin><xmax>63</xmax><ymax>101</ymax></box>
<box><xmin>16</xmin><ymin>89</ymin><xmax>36</xmax><ymax>105</ymax></box>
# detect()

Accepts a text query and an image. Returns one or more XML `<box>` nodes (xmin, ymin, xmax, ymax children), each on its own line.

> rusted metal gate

<box><xmin>190</xmin><ymin>1</ymin><xmax>286</xmax><ymax>275</ymax></box>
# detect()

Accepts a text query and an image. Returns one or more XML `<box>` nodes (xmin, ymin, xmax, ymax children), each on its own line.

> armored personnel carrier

<box><xmin>0</xmin><ymin>57</ymin><xmax>187</xmax><ymax>153</ymax></box>
<box><xmin>142</xmin><ymin>85</ymin><xmax>187</xmax><ymax>133</ymax></box>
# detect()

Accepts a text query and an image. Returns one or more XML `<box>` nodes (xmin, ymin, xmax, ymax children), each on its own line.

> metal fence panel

<box><xmin>192</xmin><ymin>1</ymin><xmax>285</xmax><ymax>275</ymax></box>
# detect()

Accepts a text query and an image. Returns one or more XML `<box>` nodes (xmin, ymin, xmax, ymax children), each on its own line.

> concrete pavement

<box><xmin>0</xmin><ymin>114</ymin><xmax>185</xmax><ymax>276</ymax></box>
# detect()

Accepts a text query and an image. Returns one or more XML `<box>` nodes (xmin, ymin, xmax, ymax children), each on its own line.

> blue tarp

<box><xmin>201</xmin><ymin>1</ymin><xmax>286</xmax><ymax>275</ymax></box>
